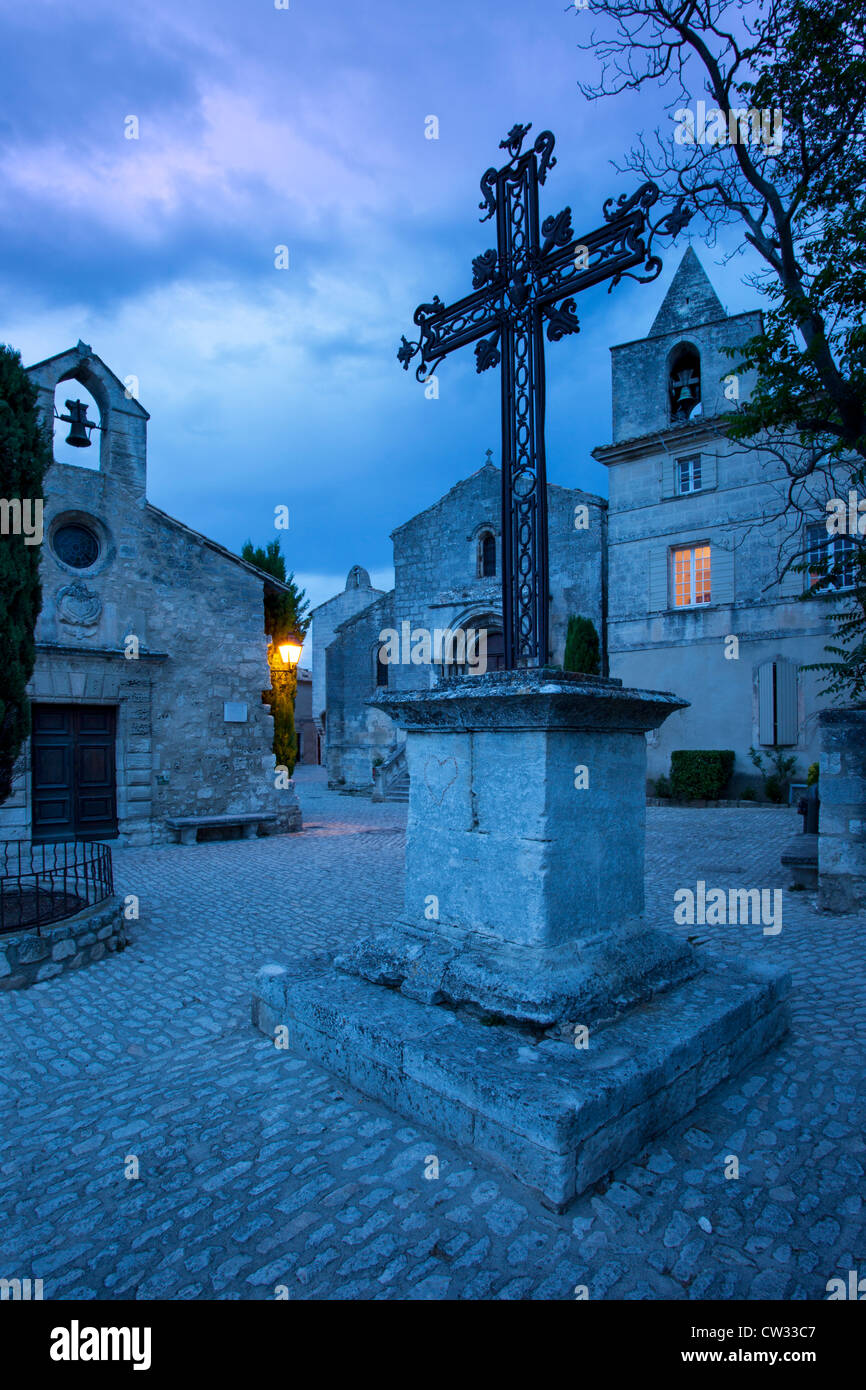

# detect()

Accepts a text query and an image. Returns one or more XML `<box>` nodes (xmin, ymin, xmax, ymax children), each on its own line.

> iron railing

<box><xmin>0</xmin><ymin>840</ymin><xmax>114</xmax><ymax>936</ymax></box>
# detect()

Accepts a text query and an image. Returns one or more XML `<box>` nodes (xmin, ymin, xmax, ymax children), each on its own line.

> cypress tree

<box><xmin>241</xmin><ymin>538</ymin><xmax>310</xmax><ymax>776</ymax></box>
<box><xmin>0</xmin><ymin>345</ymin><xmax>51</xmax><ymax>805</ymax></box>
<box><xmin>563</xmin><ymin>615</ymin><xmax>601</xmax><ymax>676</ymax></box>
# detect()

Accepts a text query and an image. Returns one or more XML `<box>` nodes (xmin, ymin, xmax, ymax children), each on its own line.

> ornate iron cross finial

<box><xmin>500</xmin><ymin>122</ymin><xmax>533</xmax><ymax>159</ymax></box>
<box><xmin>398</xmin><ymin>126</ymin><xmax>688</xmax><ymax>669</ymax></box>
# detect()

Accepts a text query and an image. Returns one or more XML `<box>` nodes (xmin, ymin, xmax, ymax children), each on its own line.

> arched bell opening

<box><xmin>668</xmin><ymin>344</ymin><xmax>702</xmax><ymax>423</ymax></box>
<box><xmin>52</xmin><ymin>379</ymin><xmax>102</xmax><ymax>469</ymax></box>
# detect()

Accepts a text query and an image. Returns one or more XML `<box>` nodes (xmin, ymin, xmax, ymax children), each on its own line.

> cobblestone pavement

<box><xmin>1</xmin><ymin>768</ymin><xmax>864</xmax><ymax>1301</ymax></box>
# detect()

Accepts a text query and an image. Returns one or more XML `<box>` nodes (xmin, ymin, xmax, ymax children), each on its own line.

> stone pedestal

<box><xmin>253</xmin><ymin>670</ymin><xmax>789</xmax><ymax>1209</ymax></box>
<box><xmin>818</xmin><ymin>705</ymin><xmax>866</xmax><ymax>913</ymax></box>
<box><xmin>273</xmin><ymin>781</ymin><xmax>302</xmax><ymax>834</ymax></box>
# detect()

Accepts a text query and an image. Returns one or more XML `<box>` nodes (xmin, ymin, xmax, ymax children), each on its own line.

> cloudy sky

<box><xmin>2</xmin><ymin>0</ymin><xmax>765</xmax><ymax>624</ymax></box>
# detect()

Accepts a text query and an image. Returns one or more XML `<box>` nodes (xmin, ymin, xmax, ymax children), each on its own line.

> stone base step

<box><xmin>252</xmin><ymin>950</ymin><xmax>790</xmax><ymax>1211</ymax></box>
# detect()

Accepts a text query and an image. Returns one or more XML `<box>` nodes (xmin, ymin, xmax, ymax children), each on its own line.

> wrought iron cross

<box><xmin>399</xmin><ymin>123</ymin><xmax>689</xmax><ymax>668</ymax></box>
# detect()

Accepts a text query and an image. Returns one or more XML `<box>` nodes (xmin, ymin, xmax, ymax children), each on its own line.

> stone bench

<box><xmin>166</xmin><ymin>813</ymin><xmax>278</xmax><ymax>845</ymax></box>
<box><xmin>781</xmin><ymin>833</ymin><xmax>819</xmax><ymax>890</ymax></box>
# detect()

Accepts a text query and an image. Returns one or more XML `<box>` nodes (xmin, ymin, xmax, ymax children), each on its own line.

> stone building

<box><xmin>0</xmin><ymin>341</ymin><xmax>295</xmax><ymax>847</ymax></box>
<box><xmin>595</xmin><ymin>247</ymin><xmax>843</xmax><ymax>791</ymax></box>
<box><xmin>294</xmin><ymin>668</ymin><xmax>321</xmax><ymax>766</ymax></box>
<box><xmin>314</xmin><ymin>459</ymin><xmax>606</xmax><ymax>789</ymax></box>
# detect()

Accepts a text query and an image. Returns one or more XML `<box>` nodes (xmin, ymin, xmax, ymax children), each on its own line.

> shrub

<box><xmin>669</xmin><ymin>750</ymin><xmax>735</xmax><ymax>801</ymax></box>
<box><xmin>563</xmin><ymin>615</ymin><xmax>601</xmax><ymax>675</ymax></box>
<box><xmin>653</xmin><ymin>775</ymin><xmax>672</xmax><ymax>798</ymax></box>
<box><xmin>749</xmin><ymin>746</ymin><xmax>798</xmax><ymax>804</ymax></box>
<box><xmin>740</xmin><ymin>786</ymin><xmax>758</xmax><ymax>801</ymax></box>
<box><xmin>807</xmin><ymin>761</ymin><xmax>820</xmax><ymax>787</ymax></box>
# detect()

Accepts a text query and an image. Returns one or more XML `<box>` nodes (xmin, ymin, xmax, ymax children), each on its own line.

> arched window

<box><xmin>478</xmin><ymin>530</ymin><xmax>496</xmax><ymax>578</ymax></box>
<box><xmin>669</xmin><ymin>347</ymin><xmax>701</xmax><ymax>423</ymax></box>
<box><xmin>376</xmin><ymin>647</ymin><xmax>389</xmax><ymax>687</ymax></box>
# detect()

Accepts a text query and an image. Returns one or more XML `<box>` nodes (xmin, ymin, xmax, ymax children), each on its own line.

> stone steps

<box><xmin>385</xmin><ymin>772</ymin><xmax>410</xmax><ymax>802</ymax></box>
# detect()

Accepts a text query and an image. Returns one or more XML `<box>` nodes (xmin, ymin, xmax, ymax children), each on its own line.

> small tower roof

<box><xmin>648</xmin><ymin>246</ymin><xmax>725</xmax><ymax>338</ymax></box>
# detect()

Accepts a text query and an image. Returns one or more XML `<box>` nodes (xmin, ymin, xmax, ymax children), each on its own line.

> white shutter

<box><xmin>758</xmin><ymin>661</ymin><xmax>775</xmax><ymax>744</ymax></box>
<box><xmin>702</xmin><ymin>453</ymin><xmax>717</xmax><ymax>489</ymax></box>
<box><xmin>661</xmin><ymin>458</ymin><xmax>677</xmax><ymax>499</ymax></box>
<box><xmin>775</xmin><ymin>660</ymin><xmax>799</xmax><ymax>745</ymax></box>
<box><xmin>649</xmin><ymin>548</ymin><xmax>670</xmax><ymax>612</ymax></box>
<box><xmin>777</xmin><ymin>560</ymin><xmax>804</xmax><ymax>598</ymax></box>
<box><xmin>711</xmin><ymin>545</ymin><xmax>734</xmax><ymax>604</ymax></box>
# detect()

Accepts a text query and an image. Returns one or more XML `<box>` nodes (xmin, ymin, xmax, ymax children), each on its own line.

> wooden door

<box><xmin>31</xmin><ymin>704</ymin><xmax>118</xmax><ymax>841</ymax></box>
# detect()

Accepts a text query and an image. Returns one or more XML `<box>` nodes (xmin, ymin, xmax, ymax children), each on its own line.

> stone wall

<box><xmin>0</xmin><ymin>897</ymin><xmax>127</xmax><ymax>992</ymax></box>
<box><xmin>310</xmin><ymin>568</ymin><xmax>386</xmax><ymax>723</ymax></box>
<box><xmin>324</xmin><ymin>592</ymin><xmax>397</xmax><ymax>788</ymax></box>
<box><xmin>819</xmin><ymin>706</ymin><xmax>866</xmax><ymax>913</ymax></box>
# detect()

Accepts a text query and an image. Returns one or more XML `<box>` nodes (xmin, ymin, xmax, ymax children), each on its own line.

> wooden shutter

<box><xmin>711</xmin><ymin>545</ymin><xmax>734</xmax><ymax>603</ymax></box>
<box><xmin>649</xmin><ymin>548</ymin><xmax>670</xmax><ymax>611</ymax></box>
<box><xmin>758</xmin><ymin>661</ymin><xmax>775</xmax><ymax>744</ymax></box>
<box><xmin>702</xmin><ymin>453</ymin><xmax>717</xmax><ymax>489</ymax></box>
<box><xmin>775</xmin><ymin>659</ymin><xmax>799</xmax><ymax>745</ymax></box>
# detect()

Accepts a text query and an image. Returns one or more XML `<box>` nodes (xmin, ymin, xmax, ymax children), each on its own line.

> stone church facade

<box><xmin>314</xmin><ymin>461</ymin><xmax>606</xmax><ymax>789</ymax></box>
<box><xmin>316</xmin><ymin>248</ymin><xmax>845</xmax><ymax>797</ymax></box>
<box><xmin>0</xmin><ymin>342</ymin><xmax>292</xmax><ymax>847</ymax></box>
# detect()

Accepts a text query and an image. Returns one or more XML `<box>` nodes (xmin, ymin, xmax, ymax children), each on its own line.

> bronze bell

<box><xmin>63</xmin><ymin>399</ymin><xmax>93</xmax><ymax>447</ymax></box>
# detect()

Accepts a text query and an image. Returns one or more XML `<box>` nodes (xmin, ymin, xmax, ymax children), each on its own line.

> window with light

<box><xmin>672</xmin><ymin>544</ymin><xmax>711</xmax><ymax>607</ymax></box>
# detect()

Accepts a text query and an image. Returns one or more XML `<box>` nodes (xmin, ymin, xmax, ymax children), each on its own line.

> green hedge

<box><xmin>670</xmin><ymin>749</ymin><xmax>735</xmax><ymax>801</ymax></box>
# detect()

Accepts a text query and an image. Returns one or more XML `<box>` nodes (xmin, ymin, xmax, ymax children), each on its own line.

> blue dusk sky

<box><xmin>2</xmin><ymin>0</ymin><xmax>765</xmax><ymax>621</ymax></box>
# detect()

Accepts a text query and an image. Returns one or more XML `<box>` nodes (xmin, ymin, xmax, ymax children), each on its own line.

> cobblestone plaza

<box><xmin>1</xmin><ymin>769</ymin><xmax>863</xmax><ymax>1301</ymax></box>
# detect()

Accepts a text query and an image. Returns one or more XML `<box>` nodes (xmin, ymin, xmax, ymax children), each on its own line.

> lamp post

<box><xmin>277</xmin><ymin>637</ymin><xmax>303</xmax><ymax>670</ymax></box>
<box><xmin>268</xmin><ymin>634</ymin><xmax>303</xmax><ymax>777</ymax></box>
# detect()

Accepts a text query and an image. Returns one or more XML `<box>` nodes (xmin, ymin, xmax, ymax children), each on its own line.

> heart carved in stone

<box><xmin>423</xmin><ymin>755</ymin><xmax>458</xmax><ymax>805</ymax></box>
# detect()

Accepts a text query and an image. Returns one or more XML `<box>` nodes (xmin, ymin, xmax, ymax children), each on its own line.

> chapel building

<box><xmin>0</xmin><ymin>341</ymin><xmax>293</xmax><ymax>846</ymax></box>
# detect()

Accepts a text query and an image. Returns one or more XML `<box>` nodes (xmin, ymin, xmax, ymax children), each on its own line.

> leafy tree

<box><xmin>563</xmin><ymin>614</ymin><xmax>601</xmax><ymax>674</ymax></box>
<box><xmin>0</xmin><ymin>346</ymin><xmax>51</xmax><ymax>805</ymax></box>
<box><xmin>241</xmin><ymin>537</ymin><xmax>310</xmax><ymax>775</ymax></box>
<box><xmin>573</xmin><ymin>0</ymin><xmax>866</xmax><ymax>698</ymax></box>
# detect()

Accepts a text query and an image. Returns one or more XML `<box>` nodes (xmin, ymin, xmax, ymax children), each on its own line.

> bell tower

<box><xmin>608</xmin><ymin>246</ymin><xmax>759</xmax><ymax>445</ymax></box>
<box><xmin>27</xmin><ymin>340</ymin><xmax>150</xmax><ymax>498</ymax></box>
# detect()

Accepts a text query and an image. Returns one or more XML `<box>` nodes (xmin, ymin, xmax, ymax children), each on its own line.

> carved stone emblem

<box><xmin>56</xmin><ymin>580</ymin><xmax>102</xmax><ymax>633</ymax></box>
